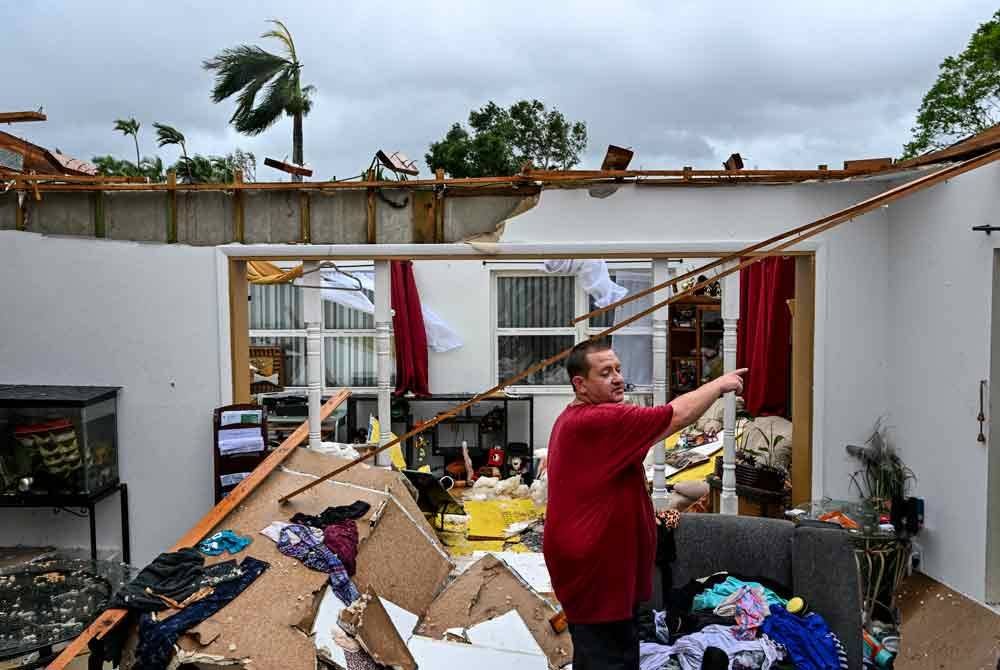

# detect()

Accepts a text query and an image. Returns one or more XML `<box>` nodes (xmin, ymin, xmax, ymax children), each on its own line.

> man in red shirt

<box><xmin>543</xmin><ymin>340</ymin><xmax>746</xmax><ymax>669</ymax></box>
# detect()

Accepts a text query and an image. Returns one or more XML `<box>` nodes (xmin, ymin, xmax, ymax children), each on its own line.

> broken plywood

<box><xmin>171</xmin><ymin>459</ymin><xmax>450</xmax><ymax>670</ymax></box>
<box><xmin>288</xmin><ymin>448</ymin><xmax>444</xmax><ymax>549</ymax></box>
<box><xmin>415</xmin><ymin>554</ymin><xmax>573</xmax><ymax>667</ymax></box>
<box><xmin>338</xmin><ymin>588</ymin><xmax>416</xmax><ymax>670</ymax></box>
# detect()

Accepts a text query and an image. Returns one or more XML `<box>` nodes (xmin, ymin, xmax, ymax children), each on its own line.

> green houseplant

<box><xmin>847</xmin><ymin>418</ymin><xmax>916</xmax><ymax>513</ymax></box>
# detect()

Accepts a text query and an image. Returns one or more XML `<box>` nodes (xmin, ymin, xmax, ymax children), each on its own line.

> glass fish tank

<box><xmin>0</xmin><ymin>386</ymin><xmax>120</xmax><ymax>497</ymax></box>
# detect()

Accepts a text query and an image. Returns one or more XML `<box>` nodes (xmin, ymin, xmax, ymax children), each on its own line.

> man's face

<box><xmin>572</xmin><ymin>349</ymin><xmax>625</xmax><ymax>404</ymax></box>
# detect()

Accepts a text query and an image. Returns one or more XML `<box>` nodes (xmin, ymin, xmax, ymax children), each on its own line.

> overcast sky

<box><xmin>6</xmin><ymin>2</ymin><xmax>998</xmax><ymax>179</ymax></box>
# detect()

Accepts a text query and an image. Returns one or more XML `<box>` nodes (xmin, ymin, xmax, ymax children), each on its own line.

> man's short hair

<box><xmin>566</xmin><ymin>339</ymin><xmax>612</xmax><ymax>380</ymax></box>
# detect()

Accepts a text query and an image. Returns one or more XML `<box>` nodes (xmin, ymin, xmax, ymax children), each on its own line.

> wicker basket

<box><xmin>713</xmin><ymin>455</ymin><xmax>786</xmax><ymax>492</ymax></box>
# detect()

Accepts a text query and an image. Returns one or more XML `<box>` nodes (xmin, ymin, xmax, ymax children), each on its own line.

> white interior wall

<box><xmin>500</xmin><ymin>182</ymin><xmax>893</xmax><ymax>499</ymax></box>
<box><xmin>885</xmin><ymin>161</ymin><xmax>1000</xmax><ymax>601</ymax></box>
<box><xmin>0</xmin><ymin>231</ymin><xmax>223</xmax><ymax>566</ymax></box>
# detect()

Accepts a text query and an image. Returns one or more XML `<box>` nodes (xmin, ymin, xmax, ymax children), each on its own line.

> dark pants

<box><xmin>568</xmin><ymin>614</ymin><xmax>639</xmax><ymax>670</ymax></box>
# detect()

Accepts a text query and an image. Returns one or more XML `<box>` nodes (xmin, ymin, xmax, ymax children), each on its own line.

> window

<box><xmin>249</xmin><ymin>268</ymin><xmax>385</xmax><ymax>391</ymax></box>
<box><xmin>493</xmin><ymin>267</ymin><xmax>654</xmax><ymax>390</ymax></box>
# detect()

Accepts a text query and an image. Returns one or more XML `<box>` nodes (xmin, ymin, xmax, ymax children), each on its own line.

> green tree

<box><xmin>92</xmin><ymin>155</ymin><xmax>140</xmax><ymax>177</ymax></box>
<box><xmin>114</xmin><ymin>118</ymin><xmax>141</xmax><ymax>166</ymax></box>
<box><xmin>203</xmin><ymin>20</ymin><xmax>314</xmax><ymax>182</ymax></box>
<box><xmin>170</xmin><ymin>150</ymin><xmax>256</xmax><ymax>184</ymax></box>
<box><xmin>903</xmin><ymin>10</ymin><xmax>1000</xmax><ymax>158</ymax></box>
<box><xmin>153</xmin><ymin>123</ymin><xmax>191</xmax><ymax>181</ymax></box>
<box><xmin>426</xmin><ymin>99</ymin><xmax>588</xmax><ymax>177</ymax></box>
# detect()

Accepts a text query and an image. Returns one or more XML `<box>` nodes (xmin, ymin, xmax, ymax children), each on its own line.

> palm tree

<box><xmin>114</xmin><ymin>118</ymin><xmax>141</xmax><ymax>167</ymax></box>
<box><xmin>203</xmin><ymin>20</ymin><xmax>314</xmax><ymax>182</ymax></box>
<box><xmin>153</xmin><ymin>123</ymin><xmax>191</xmax><ymax>182</ymax></box>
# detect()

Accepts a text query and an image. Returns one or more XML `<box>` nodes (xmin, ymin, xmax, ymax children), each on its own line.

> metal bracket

<box><xmin>972</xmin><ymin>224</ymin><xmax>1000</xmax><ymax>234</ymax></box>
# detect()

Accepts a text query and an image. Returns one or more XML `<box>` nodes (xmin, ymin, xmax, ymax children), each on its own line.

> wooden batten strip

<box><xmin>166</xmin><ymin>171</ymin><xmax>177</xmax><ymax>243</ymax></box>
<box><xmin>299</xmin><ymin>191</ymin><xmax>311</xmax><ymax>243</ymax></box>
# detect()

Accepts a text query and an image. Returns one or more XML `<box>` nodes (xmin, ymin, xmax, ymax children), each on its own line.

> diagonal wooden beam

<box><xmin>46</xmin><ymin>390</ymin><xmax>351</xmax><ymax>670</ymax></box>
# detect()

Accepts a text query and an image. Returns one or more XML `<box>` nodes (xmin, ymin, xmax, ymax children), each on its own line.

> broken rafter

<box><xmin>278</xmin><ymin>147</ymin><xmax>1000</xmax><ymax>502</ymax></box>
<box><xmin>0</xmin><ymin>111</ymin><xmax>47</xmax><ymax>123</ymax></box>
<box><xmin>47</xmin><ymin>390</ymin><xmax>352</xmax><ymax>670</ymax></box>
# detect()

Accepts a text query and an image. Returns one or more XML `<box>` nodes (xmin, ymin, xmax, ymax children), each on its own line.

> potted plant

<box><xmin>714</xmin><ymin>418</ymin><xmax>787</xmax><ymax>492</ymax></box>
<box><xmin>847</xmin><ymin>418</ymin><xmax>916</xmax><ymax>515</ymax></box>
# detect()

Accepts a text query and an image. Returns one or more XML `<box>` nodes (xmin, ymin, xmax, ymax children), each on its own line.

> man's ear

<box><xmin>571</xmin><ymin>375</ymin><xmax>585</xmax><ymax>393</ymax></box>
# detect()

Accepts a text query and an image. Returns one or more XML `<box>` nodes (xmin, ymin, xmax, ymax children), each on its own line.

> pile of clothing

<box><xmin>639</xmin><ymin>573</ymin><xmax>848</xmax><ymax>670</ymax></box>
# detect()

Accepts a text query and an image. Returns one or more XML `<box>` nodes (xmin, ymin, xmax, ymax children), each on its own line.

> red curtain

<box><xmin>390</xmin><ymin>260</ymin><xmax>430</xmax><ymax>397</ymax></box>
<box><xmin>737</xmin><ymin>257</ymin><xmax>795</xmax><ymax>417</ymax></box>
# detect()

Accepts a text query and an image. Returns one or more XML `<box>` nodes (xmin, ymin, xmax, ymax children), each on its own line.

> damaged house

<box><xmin>2</xmin><ymin>127</ymin><xmax>1000</xmax><ymax>668</ymax></box>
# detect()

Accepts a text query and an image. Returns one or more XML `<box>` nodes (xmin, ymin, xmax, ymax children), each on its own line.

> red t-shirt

<box><xmin>543</xmin><ymin>402</ymin><xmax>674</xmax><ymax>624</ymax></box>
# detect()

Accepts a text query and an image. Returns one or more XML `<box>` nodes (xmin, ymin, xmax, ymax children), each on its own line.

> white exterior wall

<box><xmin>884</xmin><ymin>162</ymin><xmax>1000</xmax><ymax>602</ymax></box>
<box><xmin>0</xmin><ymin>231</ymin><xmax>223</xmax><ymax>566</ymax></box>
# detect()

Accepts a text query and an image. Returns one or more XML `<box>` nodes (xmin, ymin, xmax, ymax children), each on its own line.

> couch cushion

<box><xmin>792</xmin><ymin>525</ymin><xmax>863</xmax><ymax>670</ymax></box>
<box><xmin>672</xmin><ymin>514</ymin><xmax>794</xmax><ymax>591</ymax></box>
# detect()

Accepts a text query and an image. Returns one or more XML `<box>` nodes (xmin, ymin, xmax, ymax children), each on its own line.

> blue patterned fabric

<box><xmin>759</xmin><ymin>605</ymin><xmax>840</xmax><ymax>670</ymax></box>
<box><xmin>136</xmin><ymin>556</ymin><xmax>269</xmax><ymax>670</ymax></box>
<box><xmin>277</xmin><ymin>523</ymin><xmax>361</xmax><ymax>605</ymax></box>
<box><xmin>197</xmin><ymin>529</ymin><xmax>253</xmax><ymax>556</ymax></box>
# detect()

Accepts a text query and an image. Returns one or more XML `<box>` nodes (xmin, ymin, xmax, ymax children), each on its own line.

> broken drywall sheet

<box><xmin>415</xmin><ymin>554</ymin><xmax>573</xmax><ymax>667</ymax></box>
<box><xmin>466</xmin><ymin>609</ymin><xmax>545</xmax><ymax>655</ymax></box>
<box><xmin>313</xmin><ymin>586</ymin><xmax>348</xmax><ymax>668</ymax></box>
<box><xmin>464</xmin><ymin>551</ymin><xmax>553</xmax><ymax>594</ymax></box>
<box><xmin>338</xmin><ymin>588</ymin><xmax>416</xmax><ymax>670</ymax></box>
<box><xmin>407</xmin><ymin>635</ymin><xmax>549</xmax><ymax>669</ymax></box>
<box><xmin>166</xmin><ymin>449</ymin><xmax>450</xmax><ymax>670</ymax></box>
<box><xmin>288</xmin><ymin>448</ymin><xmax>444</xmax><ymax>549</ymax></box>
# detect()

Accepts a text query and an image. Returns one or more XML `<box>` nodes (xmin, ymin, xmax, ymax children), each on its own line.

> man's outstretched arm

<box><xmin>662</xmin><ymin>368</ymin><xmax>747</xmax><ymax>440</ymax></box>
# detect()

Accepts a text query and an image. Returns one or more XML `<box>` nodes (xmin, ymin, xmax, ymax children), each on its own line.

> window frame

<box><xmin>491</xmin><ymin>264</ymin><xmax>655</xmax><ymax>395</ymax></box>
<box><xmin>249</xmin><ymin>263</ymin><xmax>380</xmax><ymax>393</ymax></box>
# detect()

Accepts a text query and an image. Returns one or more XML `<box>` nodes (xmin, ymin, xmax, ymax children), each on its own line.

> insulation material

<box><xmin>338</xmin><ymin>588</ymin><xmax>416</xmax><ymax>670</ymax></box>
<box><xmin>407</xmin><ymin>635</ymin><xmax>548</xmax><ymax>669</ymax></box>
<box><xmin>168</xmin><ymin>451</ymin><xmax>450</xmax><ymax>670</ymax></box>
<box><xmin>415</xmin><ymin>554</ymin><xmax>572</xmax><ymax>667</ymax></box>
<box><xmin>464</xmin><ymin>498</ymin><xmax>544</xmax><ymax>541</ymax></box>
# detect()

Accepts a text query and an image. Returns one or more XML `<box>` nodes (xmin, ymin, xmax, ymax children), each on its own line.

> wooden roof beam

<box><xmin>0</xmin><ymin>111</ymin><xmax>47</xmax><ymax>123</ymax></box>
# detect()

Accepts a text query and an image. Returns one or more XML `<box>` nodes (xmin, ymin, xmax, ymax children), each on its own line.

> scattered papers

<box><xmin>217</xmin><ymin>427</ymin><xmax>264</xmax><ymax>455</ymax></box>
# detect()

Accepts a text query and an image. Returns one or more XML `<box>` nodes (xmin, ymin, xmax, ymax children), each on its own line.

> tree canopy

<box><xmin>903</xmin><ymin>10</ymin><xmax>1000</xmax><ymax>158</ymax></box>
<box><xmin>426</xmin><ymin>99</ymin><xmax>588</xmax><ymax>177</ymax></box>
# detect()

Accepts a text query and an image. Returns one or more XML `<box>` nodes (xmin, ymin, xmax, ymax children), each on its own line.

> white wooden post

<box><xmin>721</xmin><ymin>264</ymin><xmax>740</xmax><ymax>514</ymax></box>
<box><xmin>651</xmin><ymin>259</ymin><xmax>672</xmax><ymax>509</ymax></box>
<box><xmin>374</xmin><ymin>260</ymin><xmax>393</xmax><ymax>466</ymax></box>
<box><xmin>302</xmin><ymin>261</ymin><xmax>323</xmax><ymax>450</ymax></box>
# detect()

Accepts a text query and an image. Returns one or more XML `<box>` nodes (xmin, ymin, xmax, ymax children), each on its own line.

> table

<box><xmin>0</xmin><ymin>481</ymin><xmax>130</xmax><ymax>564</ymax></box>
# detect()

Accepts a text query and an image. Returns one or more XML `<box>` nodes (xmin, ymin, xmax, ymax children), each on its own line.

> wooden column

<box><xmin>651</xmin><ymin>259</ymin><xmax>672</xmax><ymax>509</ymax></box>
<box><xmin>790</xmin><ymin>255</ymin><xmax>815</xmax><ymax>504</ymax></box>
<box><xmin>166</xmin><ymin>171</ymin><xmax>177</xmax><ymax>243</ymax></box>
<box><xmin>374</xmin><ymin>260</ymin><xmax>393</xmax><ymax>466</ymax></box>
<box><xmin>228</xmin><ymin>260</ymin><xmax>251</xmax><ymax>404</ymax></box>
<box><xmin>302</xmin><ymin>261</ymin><xmax>323</xmax><ymax>449</ymax></box>
<box><xmin>233</xmin><ymin>169</ymin><xmax>245</xmax><ymax>243</ymax></box>
<box><xmin>721</xmin><ymin>264</ymin><xmax>740</xmax><ymax>515</ymax></box>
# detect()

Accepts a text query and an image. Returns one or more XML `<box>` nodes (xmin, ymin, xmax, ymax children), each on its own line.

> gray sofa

<box><xmin>651</xmin><ymin>513</ymin><xmax>863</xmax><ymax>670</ymax></box>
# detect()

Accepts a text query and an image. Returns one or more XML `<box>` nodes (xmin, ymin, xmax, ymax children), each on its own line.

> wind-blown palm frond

<box><xmin>114</xmin><ymin>118</ymin><xmax>140</xmax><ymax>136</ymax></box>
<box><xmin>153</xmin><ymin>123</ymin><xmax>186</xmax><ymax>149</ymax></box>
<box><xmin>203</xmin><ymin>20</ymin><xmax>312</xmax><ymax>178</ymax></box>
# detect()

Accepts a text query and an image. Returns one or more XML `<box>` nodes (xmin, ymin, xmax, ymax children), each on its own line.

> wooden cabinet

<box><xmin>669</xmin><ymin>296</ymin><xmax>723</xmax><ymax>400</ymax></box>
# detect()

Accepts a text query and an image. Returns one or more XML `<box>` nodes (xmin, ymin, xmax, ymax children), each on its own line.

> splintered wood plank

<box><xmin>46</xmin><ymin>390</ymin><xmax>350</xmax><ymax>670</ymax></box>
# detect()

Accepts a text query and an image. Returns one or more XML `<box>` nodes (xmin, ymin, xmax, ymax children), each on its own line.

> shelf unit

<box><xmin>212</xmin><ymin>403</ymin><xmax>268</xmax><ymax>503</ymax></box>
<box><xmin>669</xmin><ymin>295</ymin><xmax>723</xmax><ymax>400</ymax></box>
